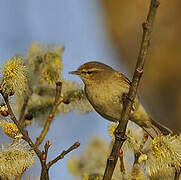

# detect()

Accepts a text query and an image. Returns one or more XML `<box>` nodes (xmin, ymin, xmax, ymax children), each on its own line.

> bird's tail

<box><xmin>142</xmin><ymin>118</ymin><xmax>172</xmax><ymax>139</ymax></box>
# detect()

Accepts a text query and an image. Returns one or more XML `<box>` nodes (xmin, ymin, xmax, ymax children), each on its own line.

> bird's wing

<box><xmin>114</xmin><ymin>71</ymin><xmax>138</xmax><ymax>113</ymax></box>
<box><xmin>114</xmin><ymin>71</ymin><xmax>131</xmax><ymax>87</ymax></box>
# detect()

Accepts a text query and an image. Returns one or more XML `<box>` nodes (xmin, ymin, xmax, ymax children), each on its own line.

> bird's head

<box><xmin>69</xmin><ymin>61</ymin><xmax>114</xmax><ymax>84</ymax></box>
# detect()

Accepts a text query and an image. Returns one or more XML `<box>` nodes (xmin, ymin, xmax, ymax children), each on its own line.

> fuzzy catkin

<box><xmin>0</xmin><ymin>140</ymin><xmax>34</xmax><ymax>179</ymax></box>
<box><xmin>0</xmin><ymin>55</ymin><xmax>27</xmax><ymax>95</ymax></box>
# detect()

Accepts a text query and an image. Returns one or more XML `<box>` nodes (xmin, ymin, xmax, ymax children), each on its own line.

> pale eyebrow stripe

<box><xmin>82</xmin><ymin>68</ymin><xmax>98</xmax><ymax>72</ymax></box>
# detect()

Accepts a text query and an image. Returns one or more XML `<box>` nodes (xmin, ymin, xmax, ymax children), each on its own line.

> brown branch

<box><xmin>19</xmin><ymin>93</ymin><xmax>32</xmax><ymax>125</ymax></box>
<box><xmin>103</xmin><ymin>0</ymin><xmax>160</xmax><ymax>179</ymax></box>
<box><xmin>40</xmin><ymin>141</ymin><xmax>52</xmax><ymax>179</ymax></box>
<box><xmin>1</xmin><ymin>92</ymin><xmax>50</xmax><ymax>180</ymax></box>
<box><xmin>40</xmin><ymin>141</ymin><xmax>80</xmax><ymax>179</ymax></box>
<box><xmin>1</xmin><ymin>82</ymin><xmax>80</xmax><ymax>180</ymax></box>
<box><xmin>44</xmin><ymin>140</ymin><xmax>52</xmax><ymax>158</ymax></box>
<box><xmin>35</xmin><ymin>82</ymin><xmax>63</xmax><ymax>147</ymax></box>
<box><xmin>1</xmin><ymin>93</ymin><xmax>42</xmax><ymax>158</ymax></box>
<box><xmin>40</xmin><ymin>162</ymin><xmax>49</xmax><ymax>180</ymax></box>
<box><xmin>36</xmin><ymin>81</ymin><xmax>63</xmax><ymax>179</ymax></box>
<box><xmin>47</xmin><ymin>142</ymin><xmax>80</xmax><ymax>169</ymax></box>
<box><xmin>118</xmin><ymin>149</ymin><xmax>125</xmax><ymax>175</ymax></box>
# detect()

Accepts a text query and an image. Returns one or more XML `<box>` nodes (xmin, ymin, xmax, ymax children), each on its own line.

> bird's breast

<box><xmin>85</xmin><ymin>82</ymin><xmax>128</xmax><ymax>122</ymax></box>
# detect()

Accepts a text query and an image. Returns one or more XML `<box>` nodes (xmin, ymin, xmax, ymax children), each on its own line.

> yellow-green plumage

<box><xmin>70</xmin><ymin>61</ymin><xmax>172</xmax><ymax>138</ymax></box>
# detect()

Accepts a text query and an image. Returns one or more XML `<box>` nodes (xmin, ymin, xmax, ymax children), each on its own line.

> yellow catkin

<box><xmin>108</xmin><ymin>123</ymin><xmax>118</xmax><ymax>137</ymax></box>
<box><xmin>68</xmin><ymin>137</ymin><xmax>123</xmax><ymax>180</ymax></box>
<box><xmin>0</xmin><ymin>140</ymin><xmax>34</xmax><ymax>179</ymax></box>
<box><xmin>82</xmin><ymin>173</ymin><xmax>103</xmax><ymax>180</ymax></box>
<box><xmin>1</xmin><ymin>122</ymin><xmax>20</xmax><ymax>138</ymax></box>
<box><xmin>0</xmin><ymin>55</ymin><xmax>27</xmax><ymax>95</ymax></box>
<box><xmin>146</xmin><ymin>134</ymin><xmax>181</xmax><ymax>177</ymax></box>
<box><xmin>26</xmin><ymin>43</ymin><xmax>64</xmax><ymax>84</ymax></box>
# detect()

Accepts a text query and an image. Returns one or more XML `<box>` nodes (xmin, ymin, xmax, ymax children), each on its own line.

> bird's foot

<box><xmin>114</xmin><ymin>129</ymin><xmax>127</xmax><ymax>142</ymax></box>
<box><xmin>122</xmin><ymin>93</ymin><xmax>132</xmax><ymax>103</ymax></box>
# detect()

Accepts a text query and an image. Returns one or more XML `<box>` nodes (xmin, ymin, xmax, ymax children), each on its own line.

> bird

<box><xmin>69</xmin><ymin>61</ymin><xmax>172</xmax><ymax>138</ymax></box>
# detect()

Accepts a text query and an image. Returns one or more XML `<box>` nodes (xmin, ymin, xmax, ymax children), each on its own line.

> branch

<box><xmin>19</xmin><ymin>92</ymin><xmax>32</xmax><ymax>125</ymax></box>
<box><xmin>103</xmin><ymin>0</ymin><xmax>160</xmax><ymax>179</ymax></box>
<box><xmin>35</xmin><ymin>82</ymin><xmax>63</xmax><ymax>147</ymax></box>
<box><xmin>47</xmin><ymin>142</ymin><xmax>80</xmax><ymax>169</ymax></box>
<box><xmin>1</xmin><ymin>82</ymin><xmax>80</xmax><ymax>180</ymax></box>
<box><xmin>1</xmin><ymin>93</ymin><xmax>42</xmax><ymax>158</ymax></box>
<box><xmin>118</xmin><ymin>149</ymin><xmax>125</xmax><ymax>175</ymax></box>
<box><xmin>1</xmin><ymin>92</ymin><xmax>50</xmax><ymax>179</ymax></box>
<box><xmin>40</xmin><ymin>141</ymin><xmax>52</xmax><ymax>180</ymax></box>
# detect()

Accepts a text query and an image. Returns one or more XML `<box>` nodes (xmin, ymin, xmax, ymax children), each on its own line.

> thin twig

<box><xmin>1</xmin><ymin>92</ymin><xmax>50</xmax><ymax>180</ymax></box>
<box><xmin>47</xmin><ymin>142</ymin><xmax>80</xmax><ymax>169</ymax></box>
<box><xmin>1</xmin><ymin>82</ymin><xmax>80</xmax><ymax>180</ymax></box>
<box><xmin>1</xmin><ymin>93</ymin><xmax>42</xmax><ymax>158</ymax></box>
<box><xmin>40</xmin><ymin>162</ymin><xmax>49</xmax><ymax>180</ymax></box>
<box><xmin>19</xmin><ymin>93</ymin><xmax>32</xmax><ymax>126</ymax></box>
<box><xmin>119</xmin><ymin>149</ymin><xmax>125</xmax><ymax>175</ymax></box>
<box><xmin>103</xmin><ymin>0</ymin><xmax>160</xmax><ymax>179</ymax></box>
<box><xmin>44</xmin><ymin>140</ymin><xmax>52</xmax><ymax>158</ymax></box>
<box><xmin>40</xmin><ymin>141</ymin><xmax>52</xmax><ymax>179</ymax></box>
<box><xmin>35</xmin><ymin>82</ymin><xmax>63</xmax><ymax>147</ymax></box>
<box><xmin>37</xmin><ymin>81</ymin><xmax>62</xmax><ymax>179</ymax></box>
<box><xmin>41</xmin><ymin>140</ymin><xmax>52</xmax><ymax>179</ymax></box>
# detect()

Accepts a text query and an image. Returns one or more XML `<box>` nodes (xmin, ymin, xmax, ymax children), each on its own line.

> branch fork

<box><xmin>1</xmin><ymin>81</ymin><xmax>80</xmax><ymax>180</ymax></box>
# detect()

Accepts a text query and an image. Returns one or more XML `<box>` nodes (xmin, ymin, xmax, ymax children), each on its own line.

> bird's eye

<box><xmin>82</xmin><ymin>71</ymin><xmax>87</xmax><ymax>74</ymax></box>
<box><xmin>81</xmin><ymin>70</ymin><xmax>93</xmax><ymax>75</ymax></box>
<box><xmin>87</xmin><ymin>71</ymin><xmax>93</xmax><ymax>75</ymax></box>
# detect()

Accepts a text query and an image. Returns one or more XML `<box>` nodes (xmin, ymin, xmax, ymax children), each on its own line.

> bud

<box><xmin>1</xmin><ymin>111</ymin><xmax>9</xmax><ymax>117</ymax></box>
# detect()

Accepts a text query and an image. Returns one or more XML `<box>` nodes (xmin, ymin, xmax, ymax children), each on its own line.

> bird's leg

<box><xmin>114</xmin><ymin>128</ymin><xmax>127</xmax><ymax>142</ymax></box>
<box><xmin>122</xmin><ymin>93</ymin><xmax>135</xmax><ymax>112</ymax></box>
<box><xmin>121</xmin><ymin>93</ymin><xmax>132</xmax><ymax>103</ymax></box>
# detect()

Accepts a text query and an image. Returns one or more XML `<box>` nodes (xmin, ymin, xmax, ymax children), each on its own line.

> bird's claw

<box><xmin>114</xmin><ymin>129</ymin><xmax>127</xmax><ymax>142</ymax></box>
<box><xmin>122</xmin><ymin>93</ymin><xmax>132</xmax><ymax>103</ymax></box>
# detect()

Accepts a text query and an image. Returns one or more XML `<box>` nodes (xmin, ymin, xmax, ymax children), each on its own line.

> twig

<box><xmin>40</xmin><ymin>162</ymin><xmax>49</xmax><ymax>180</ymax></box>
<box><xmin>35</xmin><ymin>82</ymin><xmax>63</xmax><ymax>147</ymax></box>
<box><xmin>37</xmin><ymin>81</ymin><xmax>62</xmax><ymax>179</ymax></box>
<box><xmin>40</xmin><ymin>141</ymin><xmax>52</xmax><ymax>180</ymax></box>
<box><xmin>1</xmin><ymin>82</ymin><xmax>80</xmax><ymax>180</ymax></box>
<box><xmin>40</xmin><ymin>141</ymin><xmax>80</xmax><ymax>179</ymax></box>
<box><xmin>1</xmin><ymin>93</ymin><xmax>42</xmax><ymax>158</ymax></box>
<box><xmin>103</xmin><ymin>0</ymin><xmax>160</xmax><ymax>179</ymax></box>
<box><xmin>1</xmin><ymin>92</ymin><xmax>50</xmax><ymax>179</ymax></box>
<box><xmin>47</xmin><ymin>142</ymin><xmax>80</xmax><ymax>169</ymax></box>
<box><xmin>119</xmin><ymin>149</ymin><xmax>125</xmax><ymax>175</ymax></box>
<box><xmin>19</xmin><ymin>93</ymin><xmax>32</xmax><ymax>126</ymax></box>
<box><xmin>44</xmin><ymin>140</ymin><xmax>52</xmax><ymax>158</ymax></box>
<box><xmin>42</xmin><ymin>141</ymin><xmax>51</xmax><ymax>179</ymax></box>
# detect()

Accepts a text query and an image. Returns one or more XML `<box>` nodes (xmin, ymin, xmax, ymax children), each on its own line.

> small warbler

<box><xmin>70</xmin><ymin>61</ymin><xmax>172</xmax><ymax>138</ymax></box>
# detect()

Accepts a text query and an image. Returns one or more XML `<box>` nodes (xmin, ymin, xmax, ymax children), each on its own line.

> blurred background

<box><xmin>0</xmin><ymin>0</ymin><xmax>180</xmax><ymax>179</ymax></box>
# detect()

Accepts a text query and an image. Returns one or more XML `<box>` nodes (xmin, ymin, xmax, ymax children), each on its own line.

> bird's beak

<box><xmin>69</xmin><ymin>70</ymin><xmax>80</xmax><ymax>75</ymax></box>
